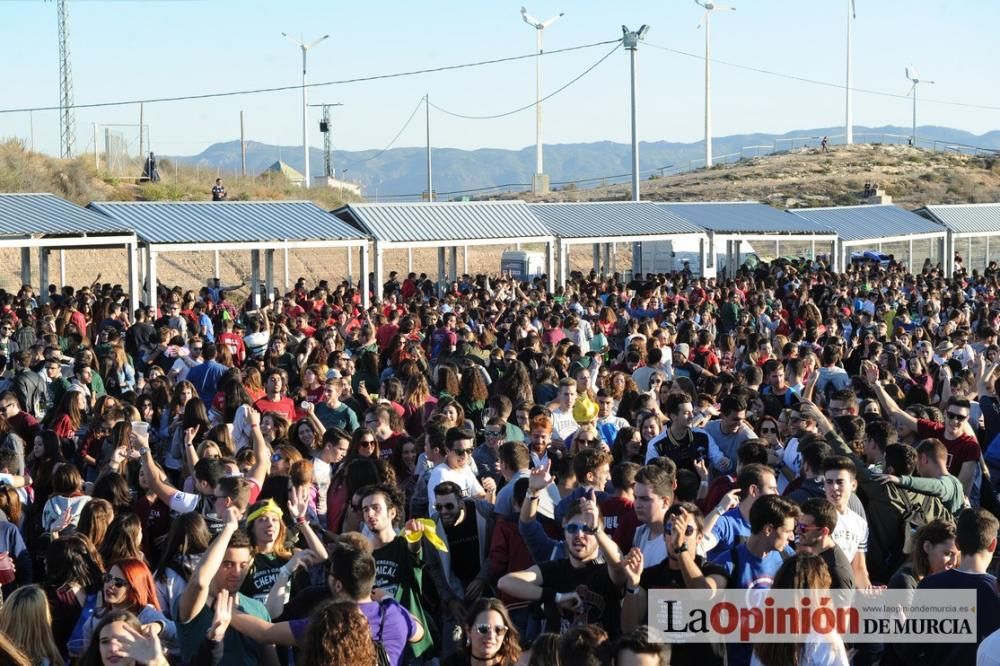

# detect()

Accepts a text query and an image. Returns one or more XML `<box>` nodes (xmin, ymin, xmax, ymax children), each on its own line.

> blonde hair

<box><xmin>0</xmin><ymin>585</ymin><xmax>64</xmax><ymax>666</ymax></box>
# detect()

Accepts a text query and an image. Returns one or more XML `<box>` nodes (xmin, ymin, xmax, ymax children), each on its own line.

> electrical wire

<box><xmin>0</xmin><ymin>39</ymin><xmax>621</xmax><ymax>115</ymax></box>
<box><xmin>429</xmin><ymin>41</ymin><xmax>622</xmax><ymax>120</ymax></box>
<box><xmin>645</xmin><ymin>42</ymin><xmax>1000</xmax><ymax>112</ymax></box>
<box><xmin>341</xmin><ymin>97</ymin><xmax>425</xmax><ymax>165</ymax></box>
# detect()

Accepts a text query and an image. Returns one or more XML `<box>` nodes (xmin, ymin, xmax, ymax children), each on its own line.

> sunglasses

<box><xmin>104</xmin><ymin>574</ymin><xmax>127</xmax><ymax>589</ymax></box>
<box><xmin>451</xmin><ymin>448</ymin><xmax>473</xmax><ymax>457</ymax></box>
<box><xmin>664</xmin><ymin>522</ymin><xmax>695</xmax><ymax>537</ymax></box>
<box><xmin>564</xmin><ymin>523</ymin><xmax>599</xmax><ymax>536</ymax></box>
<box><xmin>760</xmin><ymin>426</ymin><xmax>777</xmax><ymax>434</ymax></box>
<box><xmin>946</xmin><ymin>412</ymin><xmax>968</xmax><ymax>422</ymax></box>
<box><xmin>270</xmin><ymin>453</ymin><xmax>286</xmax><ymax>463</ymax></box>
<box><xmin>434</xmin><ymin>502</ymin><xmax>456</xmax><ymax>512</ymax></box>
<box><xmin>359</xmin><ymin>439</ymin><xmax>376</xmax><ymax>446</ymax></box>
<box><xmin>475</xmin><ymin>624</ymin><xmax>508</xmax><ymax>636</ymax></box>
<box><xmin>484</xmin><ymin>430</ymin><xmax>503</xmax><ymax>437</ymax></box>
<box><xmin>576</xmin><ymin>439</ymin><xmax>601</xmax><ymax>446</ymax></box>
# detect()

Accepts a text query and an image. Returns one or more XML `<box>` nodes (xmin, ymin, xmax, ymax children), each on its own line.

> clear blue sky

<box><xmin>2</xmin><ymin>0</ymin><xmax>998</xmax><ymax>159</ymax></box>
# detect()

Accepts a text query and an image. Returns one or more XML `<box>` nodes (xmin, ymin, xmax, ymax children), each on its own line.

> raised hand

<box><xmin>528</xmin><ymin>459</ymin><xmax>553</xmax><ymax>492</ymax></box>
<box><xmin>287</xmin><ymin>485</ymin><xmax>309</xmax><ymax>520</ymax></box>
<box><xmin>117</xmin><ymin>623</ymin><xmax>165</xmax><ymax>665</ymax></box>
<box><xmin>208</xmin><ymin>589</ymin><xmax>235</xmax><ymax>642</ymax></box>
<box><xmin>623</xmin><ymin>547</ymin><xmax>644</xmax><ymax>589</ymax></box>
<box><xmin>714</xmin><ymin>488</ymin><xmax>740</xmax><ymax>516</ymax></box>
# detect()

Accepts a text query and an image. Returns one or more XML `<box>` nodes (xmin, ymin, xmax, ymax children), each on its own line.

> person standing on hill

<box><xmin>212</xmin><ymin>178</ymin><xmax>227</xmax><ymax>202</ymax></box>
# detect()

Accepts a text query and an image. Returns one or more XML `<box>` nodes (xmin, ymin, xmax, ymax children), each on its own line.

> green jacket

<box><xmin>897</xmin><ymin>474</ymin><xmax>965</xmax><ymax>515</ymax></box>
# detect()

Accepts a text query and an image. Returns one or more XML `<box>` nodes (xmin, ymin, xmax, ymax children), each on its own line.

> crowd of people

<box><xmin>0</xmin><ymin>254</ymin><xmax>996</xmax><ymax>666</ymax></box>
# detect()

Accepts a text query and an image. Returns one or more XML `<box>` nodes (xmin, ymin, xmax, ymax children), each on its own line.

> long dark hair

<box><xmin>221</xmin><ymin>376</ymin><xmax>253</xmax><ymax>423</ymax></box>
<box><xmin>78</xmin><ymin>610</ymin><xmax>141</xmax><ymax>666</ymax></box>
<box><xmin>45</xmin><ymin>534</ymin><xmax>104</xmax><ymax>592</ymax></box>
<box><xmin>154</xmin><ymin>512</ymin><xmax>211</xmax><ymax>582</ymax></box>
<box><xmin>752</xmin><ymin>553</ymin><xmax>832</xmax><ymax>666</ymax></box>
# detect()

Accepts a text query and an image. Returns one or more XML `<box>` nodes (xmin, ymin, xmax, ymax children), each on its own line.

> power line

<box><xmin>0</xmin><ymin>39</ymin><xmax>621</xmax><ymax>115</ymax></box>
<box><xmin>430</xmin><ymin>42</ymin><xmax>622</xmax><ymax>120</ymax></box>
<box><xmin>645</xmin><ymin>42</ymin><xmax>1000</xmax><ymax>112</ymax></box>
<box><xmin>341</xmin><ymin>97</ymin><xmax>425</xmax><ymax>165</ymax></box>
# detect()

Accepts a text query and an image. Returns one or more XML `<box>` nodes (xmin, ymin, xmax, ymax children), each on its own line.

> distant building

<box><xmin>312</xmin><ymin>175</ymin><xmax>362</xmax><ymax>197</ymax></box>
<box><xmin>261</xmin><ymin>160</ymin><xmax>305</xmax><ymax>187</ymax></box>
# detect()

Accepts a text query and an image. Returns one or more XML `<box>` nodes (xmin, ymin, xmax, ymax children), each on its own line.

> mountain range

<box><xmin>167</xmin><ymin>125</ymin><xmax>1000</xmax><ymax>198</ymax></box>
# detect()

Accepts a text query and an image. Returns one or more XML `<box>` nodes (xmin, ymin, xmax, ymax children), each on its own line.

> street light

<box><xmin>622</xmin><ymin>24</ymin><xmax>649</xmax><ymax>202</ymax></box>
<box><xmin>695</xmin><ymin>1</ymin><xmax>736</xmax><ymax>168</ymax></box>
<box><xmin>282</xmin><ymin>32</ymin><xmax>330</xmax><ymax>187</ymax></box>
<box><xmin>844</xmin><ymin>0</ymin><xmax>857</xmax><ymax>145</ymax></box>
<box><xmin>521</xmin><ymin>6</ymin><xmax>564</xmax><ymax>194</ymax></box>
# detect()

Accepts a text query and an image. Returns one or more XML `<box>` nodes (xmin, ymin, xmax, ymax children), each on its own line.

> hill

<box><xmin>167</xmin><ymin>124</ymin><xmax>1000</xmax><ymax>197</ymax></box>
<box><xmin>510</xmin><ymin>142</ymin><xmax>1000</xmax><ymax>209</ymax></box>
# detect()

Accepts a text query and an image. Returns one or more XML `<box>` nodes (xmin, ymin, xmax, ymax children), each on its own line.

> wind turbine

<box><xmin>845</xmin><ymin>0</ymin><xmax>856</xmax><ymax>145</ymax></box>
<box><xmin>905</xmin><ymin>65</ymin><xmax>934</xmax><ymax>146</ymax></box>
<box><xmin>521</xmin><ymin>6</ymin><xmax>564</xmax><ymax>193</ymax></box>
<box><xmin>695</xmin><ymin>0</ymin><xmax>735</xmax><ymax>168</ymax></box>
<box><xmin>282</xmin><ymin>32</ymin><xmax>330</xmax><ymax>187</ymax></box>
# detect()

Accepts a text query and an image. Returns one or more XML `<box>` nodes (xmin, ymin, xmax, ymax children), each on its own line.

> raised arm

<box><xmin>178</xmin><ymin>508</ymin><xmax>240</xmax><ymax>624</ymax></box>
<box><xmin>228</xmin><ymin>612</ymin><xmax>296</xmax><ymax>647</ymax></box>
<box><xmin>863</xmin><ymin>361</ymin><xmax>918</xmax><ymax>434</ymax></box>
<box><xmin>244</xmin><ymin>408</ymin><xmax>271</xmax><ymax>488</ymax></box>
<box><xmin>136</xmin><ymin>432</ymin><xmax>183</xmax><ymax>508</ymax></box>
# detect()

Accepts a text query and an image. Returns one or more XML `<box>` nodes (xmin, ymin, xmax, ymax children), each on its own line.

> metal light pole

<box><xmin>426</xmin><ymin>94</ymin><xmax>433</xmax><ymax>202</ymax></box>
<box><xmin>309</xmin><ymin>102</ymin><xmax>344</xmax><ymax>179</ymax></box>
<box><xmin>623</xmin><ymin>25</ymin><xmax>649</xmax><ymax>202</ymax></box>
<box><xmin>521</xmin><ymin>7</ymin><xmax>564</xmax><ymax>194</ymax></box>
<box><xmin>696</xmin><ymin>1</ymin><xmax>735</xmax><ymax>168</ymax></box>
<box><xmin>906</xmin><ymin>66</ymin><xmax>934</xmax><ymax>146</ymax></box>
<box><xmin>845</xmin><ymin>0</ymin><xmax>856</xmax><ymax>145</ymax></box>
<box><xmin>283</xmin><ymin>32</ymin><xmax>329</xmax><ymax>187</ymax></box>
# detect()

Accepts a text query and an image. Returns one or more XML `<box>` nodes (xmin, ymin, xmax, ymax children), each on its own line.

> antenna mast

<box><xmin>57</xmin><ymin>0</ymin><xmax>76</xmax><ymax>158</ymax></box>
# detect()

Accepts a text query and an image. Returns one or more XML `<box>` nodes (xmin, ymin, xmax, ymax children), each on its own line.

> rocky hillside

<box><xmin>512</xmin><ymin>143</ymin><xmax>1000</xmax><ymax>209</ymax></box>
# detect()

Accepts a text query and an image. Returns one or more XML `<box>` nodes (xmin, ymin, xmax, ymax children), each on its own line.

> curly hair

<box><xmin>301</xmin><ymin>600</ymin><xmax>376</xmax><ymax>666</ymax></box>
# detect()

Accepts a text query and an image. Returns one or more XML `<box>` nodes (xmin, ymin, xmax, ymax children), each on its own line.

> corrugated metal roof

<box><xmin>527</xmin><ymin>202</ymin><xmax>702</xmax><ymax>239</ymax></box>
<box><xmin>787</xmin><ymin>204</ymin><xmax>945</xmax><ymax>242</ymax></box>
<box><xmin>0</xmin><ymin>193</ymin><xmax>132</xmax><ymax>237</ymax></box>
<box><xmin>334</xmin><ymin>201</ymin><xmax>550</xmax><ymax>243</ymax></box>
<box><xmin>917</xmin><ymin>204</ymin><xmax>1000</xmax><ymax>234</ymax></box>
<box><xmin>89</xmin><ymin>201</ymin><xmax>365</xmax><ymax>244</ymax></box>
<box><xmin>659</xmin><ymin>202</ymin><xmax>835</xmax><ymax>235</ymax></box>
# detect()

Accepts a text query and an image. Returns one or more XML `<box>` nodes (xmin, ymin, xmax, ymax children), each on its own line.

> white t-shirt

<box><xmin>633</xmin><ymin>525</ymin><xmax>668</xmax><ymax>569</ymax></box>
<box><xmin>551</xmin><ymin>408</ymin><xmax>577</xmax><ymax>442</ymax></box>
<box><xmin>831</xmin><ymin>506</ymin><xmax>868</xmax><ymax>562</ymax></box>
<box><xmin>750</xmin><ymin>631</ymin><xmax>849</xmax><ymax>666</ymax></box>
<box><xmin>426</xmin><ymin>463</ymin><xmax>484</xmax><ymax>501</ymax></box>
<box><xmin>313</xmin><ymin>458</ymin><xmax>331</xmax><ymax>520</ymax></box>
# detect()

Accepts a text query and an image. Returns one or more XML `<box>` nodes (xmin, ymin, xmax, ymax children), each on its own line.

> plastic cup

<box><xmin>131</xmin><ymin>421</ymin><xmax>149</xmax><ymax>436</ymax></box>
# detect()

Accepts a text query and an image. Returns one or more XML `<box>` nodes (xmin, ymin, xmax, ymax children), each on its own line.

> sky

<box><xmin>1</xmin><ymin>0</ymin><xmax>998</xmax><ymax>159</ymax></box>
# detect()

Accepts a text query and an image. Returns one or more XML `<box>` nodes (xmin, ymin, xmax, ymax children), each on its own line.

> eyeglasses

<box><xmin>575</xmin><ymin>439</ymin><xmax>601</xmax><ymax>446</ymax></box>
<box><xmin>664</xmin><ymin>521</ymin><xmax>695</xmax><ymax>537</ymax></box>
<box><xmin>191</xmin><ymin>347</ymin><xmax>203</xmax><ymax>352</ymax></box>
<box><xmin>795</xmin><ymin>523</ymin><xmax>823</xmax><ymax>533</ymax></box>
<box><xmin>946</xmin><ymin>412</ymin><xmax>968</xmax><ymax>422</ymax></box>
<box><xmin>484</xmin><ymin>429</ymin><xmax>503</xmax><ymax>437</ymax></box>
<box><xmin>475</xmin><ymin>624</ymin><xmax>508</xmax><ymax>636</ymax></box>
<box><xmin>434</xmin><ymin>502</ymin><xmax>456</xmax><ymax>512</ymax></box>
<box><xmin>564</xmin><ymin>523</ymin><xmax>599</xmax><ymax>536</ymax></box>
<box><xmin>270</xmin><ymin>453</ymin><xmax>286</xmax><ymax>463</ymax></box>
<box><xmin>104</xmin><ymin>573</ymin><xmax>127</xmax><ymax>589</ymax></box>
<box><xmin>358</xmin><ymin>439</ymin><xmax>376</xmax><ymax>447</ymax></box>
<box><xmin>451</xmin><ymin>447</ymin><xmax>473</xmax><ymax>457</ymax></box>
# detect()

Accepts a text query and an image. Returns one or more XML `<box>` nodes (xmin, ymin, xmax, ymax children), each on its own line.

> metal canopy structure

<box><xmin>526</xmin><ymin>201</ymin><xmax>706</xmax><ymax>285</ymax></box>
<box><xmin>90</xmin><ymin>201</ymin><xmax>370</xmax><ymax>308</ymax></box>
<box><xmin>915</xmin><ymin>203</ymin><xmax>1000</xmax><ymax>274</ymax></box>
<box><xmin>0</xmin><ymin>194</ymin><xmax>139</xmax><ymax>313</ymax></box>
<box><xmin>333</xmin><ymin>201</ymin><xmax>556</xmax><ymax>294</ymax></box>
<box><xmin>787</xmin><ymin>204</ymin><xmax>947</xmax><ymax>273</ymax></box>
<box><xmin>659</xmin><ymin>202</ymin><xmax>838</xmax><ymax>277</ymax></box>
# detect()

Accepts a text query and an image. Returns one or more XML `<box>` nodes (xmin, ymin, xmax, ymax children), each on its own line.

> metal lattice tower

<box><xmin>57</xmin><ymin>0</ymin><xmax>76</xmax><ymax>158</ymax></box>
<box><xmin>310</xmin><ymin>102</ymin><xmax>343</xmax><ymax>178</ymax></box>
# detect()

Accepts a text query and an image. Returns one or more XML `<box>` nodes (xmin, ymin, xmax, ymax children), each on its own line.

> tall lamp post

<box><xmin>695</xmin><ymin>1</ymin><xmax>736</xmax><ymax>168</ymax></box>
<box><xmin>282</xmin><ymin>32</ymin><xmax>329</xmax><ymax>187</ymax></box>
<box><xmin>521</xmin><ymin>6</ymin><xmax>564</xmax><ymax>194</ymax></box>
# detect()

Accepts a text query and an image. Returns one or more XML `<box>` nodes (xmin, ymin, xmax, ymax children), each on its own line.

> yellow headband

<box><xmin>246</xmin><ymin>499</ymin><xmax>283</xmax><ymax>524</ymax></box>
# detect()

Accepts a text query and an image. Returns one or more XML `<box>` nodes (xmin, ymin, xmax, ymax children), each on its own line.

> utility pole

<box><xmin>56</xmin><ymin>0</ymin><xmax>76</xmax><ymax>158</ymax></box>
<box><xmin>138</xmin><ymin>102</ymin><xmax>144</xmax><ymax>162</ymax></box>
<box><xmin>845</xmin><ymin>0</ymin><xmax>856</xmax><ymax>145</ymax></box>
<box><xmin>623</xmin><ymin>25</ymin><xmax>649</xmax><ymax>202</ymax></box>
<box><xmin>426</xmin><ymin>94</ymin><xmax>433</xmax><ymax>202</ymax></box>
<box><xmin>240</xmin><ymin>111</ymin><xmax>247</xmax><ymax>177</ymax></box>
<box><xmin>309</xmin><ymin>102</ymin><xmax>344</xmax><ymax>179</ymax></box>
